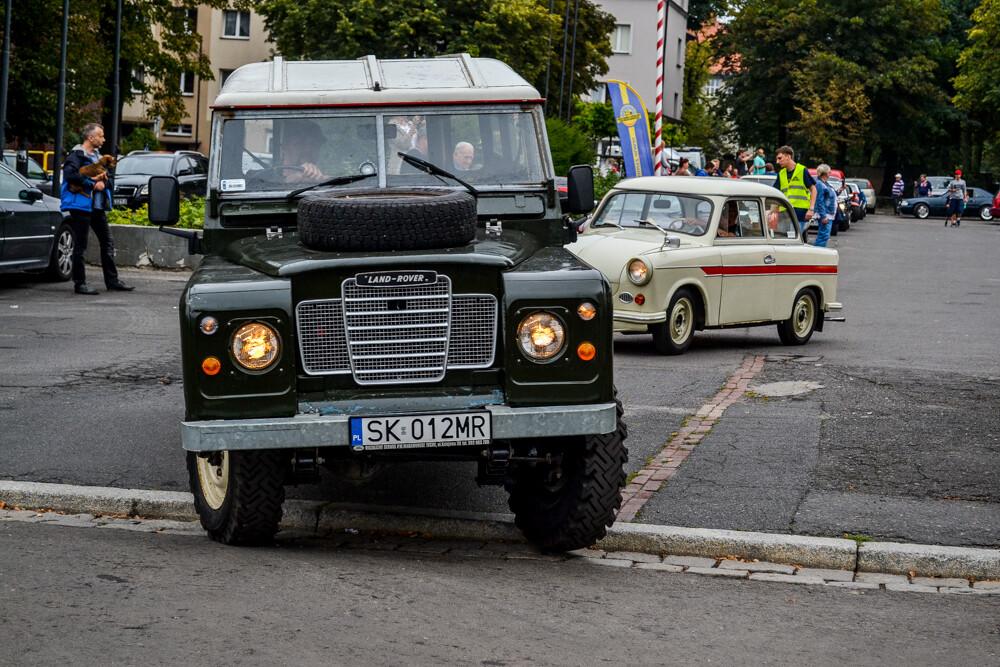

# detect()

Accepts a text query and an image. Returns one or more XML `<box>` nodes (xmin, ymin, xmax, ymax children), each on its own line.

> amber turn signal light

<box><xmin>634</xmin><ymin>294</ymin><xmax>645</xmax><ymax>305</ymax></box>
<box><xmin>202</xmin><ymin>357</ymin><xmax>222</xmax><ymax>375</ymax></box>
<box><xmin>577</xmin><ymin>342</ymin><xmax>596</xmax><ymax>361</ymax></box>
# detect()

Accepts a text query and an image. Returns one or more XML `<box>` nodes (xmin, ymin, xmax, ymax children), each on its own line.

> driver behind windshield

<box><xmin>269</xmin><ymin>119</ymin><xmax>329</xmax><ymax>184</ymax></box>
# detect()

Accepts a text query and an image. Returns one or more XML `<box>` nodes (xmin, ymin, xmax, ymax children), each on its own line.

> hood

<box><xmin>223</xmin><ymin>228</ymin><xmax>544</xmax><ymax>277</ymax></box>
<box><xmin>113</xmin><ymin>174</ymin><xmax>151</xmax><ymax>187</ymax></box>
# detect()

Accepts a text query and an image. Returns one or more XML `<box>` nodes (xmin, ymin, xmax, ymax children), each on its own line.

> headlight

<box><xmin>139</xmin><ymin>184</ymin><xmax>149</xmax><ymax>196</ymax></box>
<box><xmin>231</xmin><ymin>323</ymin><xmax>280</xmax><ymax>371</ymax></box>
<box><xmin>517</xmin><ymin>312</ymin><xmax>566</xmax><ymax>361</ymax></box>
<box><xmin>900</xmin><ymin>200</ymin><xmax>908</xmax><ymax>206</ymax></box>
<box><xmin>627</xmin><ymin>258</ymin><xmax>652</xmax><ymax>285</ymax></box>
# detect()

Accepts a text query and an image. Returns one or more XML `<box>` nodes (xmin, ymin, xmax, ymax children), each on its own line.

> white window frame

<box><xmin>222</xmin><ymin>10</ymin><xmax>251</xmax><ymax>39</ymax></box>
<box><xmin>131</xmin><ymin>68</ymin><xmax>145</xmax><ymax>94</ymax></box>
<box><xmin>611</xmin><ymin>24</ymin><xmax>632</xmax><ymax>54</ymax></box>
<box><xmin>163</xmin><ymin>124</ymin><xmax>193</xmax><ymax>137</ymax></box>
<box><xmin>180</xmin><ymin>71</ymin><xmax>195</xmax><ymax>96</ymax></box>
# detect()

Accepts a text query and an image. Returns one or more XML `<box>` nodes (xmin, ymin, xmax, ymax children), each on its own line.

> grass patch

<box><xmin>844</xmin><ymin>534</ymin><xmax>876</xmax><ymax>545</ymax></box>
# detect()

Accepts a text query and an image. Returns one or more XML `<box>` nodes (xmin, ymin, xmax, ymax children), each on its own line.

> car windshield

<box><xmin>927</xmin><ymin>177</ymin><xmax>951</xmax><ymax>189</ymax></box>
<box><xmin>217</xmin><ymin>109</ymin><xmax>547</xmax><ymax>195</ymax></box>
<box><xmin>591</xmin><ymin>191</ymin><xmax>712</xmax><ymax>237</ymax></box>
<box><xmin>116</xmin><ymin>156</ymin><xmax>175</xmax><ymax>176</ymax></box>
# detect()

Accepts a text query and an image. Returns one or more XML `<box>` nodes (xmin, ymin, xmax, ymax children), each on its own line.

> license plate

<box><xmin>349</xmin><ymin>412</ymin><xmax>491</xmax><ymax>451</ymax></box>
<box><xmin>113</xmin><ymin>197</ymin><xmax>127</xmax><ymax>206</ymax></box>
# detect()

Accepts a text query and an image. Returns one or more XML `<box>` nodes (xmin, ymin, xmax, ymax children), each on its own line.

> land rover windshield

<box><xmin>217</xmin><ymin>108</ymin><xmax>548</xmax><ymax>195</ymax></box>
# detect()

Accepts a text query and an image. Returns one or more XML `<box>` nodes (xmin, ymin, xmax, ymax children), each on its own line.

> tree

<box><xmin>545</xmin><ymin>117</ymin><xmax>594</xmax><ymax>174</ymax></box>
<box><xmin>953</xmin><ymin>0</ymin><xmax>1000</xmax><ymax>172</ymax></box>
<box><xmin>256</xmin><ymin>0</ymin><xmax>614</xmax><ymax>117</ymax></box>
<box><xmin>0</xmin><ymin>1</ymin><xmax>253</xmax><ymax>149</ymax></box>
<box><xmin>681</xmin><ymin>32</ymin><xmax>728</xmax><ymax>158</ymax></box>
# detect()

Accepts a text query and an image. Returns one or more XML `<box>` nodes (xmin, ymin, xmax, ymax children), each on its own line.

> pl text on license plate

<box><xmin>113</xmin><ymin>197</ymin><xmax>127</xmax><ymax>206</ymax></box>
<box><xmin>350</xmin><ymin>412</ymin><xmax>491</xmax><ymax>451</ymax></box>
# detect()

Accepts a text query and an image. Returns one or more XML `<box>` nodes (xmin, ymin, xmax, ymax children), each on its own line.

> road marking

<box><xmin>617</xmin><ymin>354</ymin><xmax>766</xmax><ymax>522</ymax></box>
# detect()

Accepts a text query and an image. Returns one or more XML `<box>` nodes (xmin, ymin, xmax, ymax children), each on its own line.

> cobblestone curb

<box><xmin>3</xmin><ymin>480</ymin><xmax>999</xmax><ymax>584</ymax></box>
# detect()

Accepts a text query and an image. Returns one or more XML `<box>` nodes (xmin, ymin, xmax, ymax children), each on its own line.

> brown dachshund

<box><xmin>68</xmin><ymin>155</ymin><xmax>117</xmax><ymax>197</ymax></box>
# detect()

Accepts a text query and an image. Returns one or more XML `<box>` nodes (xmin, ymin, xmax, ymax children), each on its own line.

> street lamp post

<box><xmin>52</xmin><ymin>0</ymin><xmax>69</xmax><ymax>195</ymax></box>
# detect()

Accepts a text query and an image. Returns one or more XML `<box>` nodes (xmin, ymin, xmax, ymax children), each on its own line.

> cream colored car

<box><xmin>568</xmin><ymin>177</ymin><xmax>842</xmax><ymax>354</ymax></box>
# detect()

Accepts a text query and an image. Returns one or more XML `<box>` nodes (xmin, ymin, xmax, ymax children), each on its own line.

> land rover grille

<box><xmin>296</xmin><ymin>276</ymin><xmax>497</xmax><ymax>385</ymax></box>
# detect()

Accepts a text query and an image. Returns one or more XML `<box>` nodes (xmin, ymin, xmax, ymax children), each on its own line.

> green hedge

<box><xmin>106</xmin><ymin>196</ymin><xmax>205</xmax><ymax>229</ymax></box>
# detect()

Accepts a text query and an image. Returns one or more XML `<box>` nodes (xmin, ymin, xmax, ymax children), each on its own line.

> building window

<box><xmin>677</xmin><ymin>38</ymin><xmax>683</xmax><ymax>67</ymax></box>
<box><xmin>164</xmin><ymin>124</ymin><xmax>193</xmax><ymax>137</ymax></box>
<box><xmin>705</xmin><ymin>77</ymin><xmax>724</xmax><ymax>97</ymax></box>
<box><xmin>172</xmin><ymin>7</ymin><xmax>197</xmax><ymax>34</ymax></box>
<box><xmin>180</xmin><ymin>71</ymin><xmax>195</xmax><ymax>96</ymax></box>
<box><xmin>673</xmin><ymin>93</ymin><xmax>679</xmax><ymax>117</ymax></box>
<box><xmin>131</xmin><ymin>68</ymin><xmax>144</xmax><ymax>94</ymax></box>
<box><xmin>222</xmin><ymin>10</ymin><xmax>250</xmax><ymax>39</ymax></box>
<box><xmin>611</xmin><ymin>24</ymin><xmax>632</xmax><ymax>54</ymax></box>
<box><xmin>220</xmin><ymin>69</ymin><xmax>235</xmax><ymax>87</ymax></box>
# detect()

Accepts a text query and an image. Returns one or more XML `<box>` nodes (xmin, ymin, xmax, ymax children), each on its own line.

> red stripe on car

<box><xmin>701</xmin><ymin>265</ymin><xmax>838</xmax><ymax>276</ymax></box>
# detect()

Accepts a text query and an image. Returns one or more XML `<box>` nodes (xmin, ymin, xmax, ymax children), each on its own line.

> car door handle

<box><xmin>763</xmin><ymin>254</ymin><xmax>775</xmax><ymax>264</ymax></box>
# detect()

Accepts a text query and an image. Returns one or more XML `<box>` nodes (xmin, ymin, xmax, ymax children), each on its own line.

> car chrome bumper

<box><xmin>825</xmin><ymin>302</ymin><xmax>843</xmax><ymax>312</ymax></box>
<box><xmin>182</xmin><ymin>402</ymin><xmax>619</xmax><ymax>452</ymax></box>
<box><xmin>614</xmin><ymin>311</ymin><xmax>667</xmax><ymax>325</ymax></box>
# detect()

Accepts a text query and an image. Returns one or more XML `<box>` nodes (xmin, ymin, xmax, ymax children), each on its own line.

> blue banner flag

<box><xmin>606</xmin><ymin>80</ymin><xmax>654</xmax><ymax>178</ymax></box>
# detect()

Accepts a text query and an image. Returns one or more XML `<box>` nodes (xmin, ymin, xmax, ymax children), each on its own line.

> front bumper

<box><xmin>183</xmin><ymin>400</ymin><xmax>618</xmax><ymax>452</ymax></box>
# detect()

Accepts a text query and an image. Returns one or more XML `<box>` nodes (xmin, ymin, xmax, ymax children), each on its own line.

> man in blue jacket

<box><xmin>60</xmin><ymin>123</ymin><xmax>134</xmax><ymax>294</ymax></box>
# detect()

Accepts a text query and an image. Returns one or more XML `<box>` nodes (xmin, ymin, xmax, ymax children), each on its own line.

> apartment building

<box><xmin>121</xmin><ymin>6</ymin><xmax>270</xmax><ymax>154</ymax></box>
<box><xmin>592</xmin><ymin>0</ymin><xmax>689</xmax><ymax>122</ymax></box>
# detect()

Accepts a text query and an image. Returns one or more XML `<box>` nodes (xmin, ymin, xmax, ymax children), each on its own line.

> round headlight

<box><xmin>231</xmin><ymin>323</ymin><xmax>280</xmax><ymax>371</ymax></box>
<box><xmin>517</xmin><ymin>312</ymin><xmax>566</xmax><ymax>361</ymax></box>
<box><xmin>627</xmin><ymin>258</ymin><xmax>652</xmax><ymax>285</ymax></box>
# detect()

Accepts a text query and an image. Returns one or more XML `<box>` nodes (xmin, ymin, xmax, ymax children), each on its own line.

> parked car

<box><xmin>3</xmin><ymin>151</ymin><xmax>55</xmax><ymax>195</ymax></box>
<box><xmin>112</xmin><ymin>150</ymin><xmax>208</xmax><ymax>208</ymax></box>
<box><xmin>0</xmin><ymin>161</ymin><xmax>73</xmax><ymax>281</ymax></box>
<box><xmin>846</xmin><ymin>178</ymin><xmax>875</xmax><ymax>212</ymax></box>
<box><xmin>924</xmin><ymin>176</ymin><xmax>953</xmax><ymax>197</ymax></box>
<box><xmin>991</xmin><ymin>190</ymin><xmax>1000</xmax><ymax>219</ymax></box>
<box><xmin>843</xmin><ymin>182</ymin><xmax>865</xmax><ymax>220</ymax></box>
<box><xmin>898</xmin><ymin>187</ymin><xmax>995</xmax><ymax>220</ymax></box>
<box><xmin>567</xmin><ymin>176</ymin><xmax>842</xmax><ymax>355</ymax></box>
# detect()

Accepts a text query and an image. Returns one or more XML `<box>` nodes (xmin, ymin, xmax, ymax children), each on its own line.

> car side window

<box><xmin>765</xmin><ymin>197</ymin><xmax>800</xmax><ymax>240</ymax></box>
<box><xmin>736</xmin><ymin>199</ymin><xmax>764</xmax><ymax>238</ymax></box>
<box><xmin>190</xmin><ymin>156</ymin><xmax>207</xmax><ymax>175</ymax></box>
<box><xmin>0</xmin><ymin>170</ymin><xmax>25</xmax><ymax>200</ymax></box>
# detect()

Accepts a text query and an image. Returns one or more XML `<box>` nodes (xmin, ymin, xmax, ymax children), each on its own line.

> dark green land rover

<box><xmin>149</xmin><ymin>55</ymin><xmax>627</xmax><ymax>551</ymax></box>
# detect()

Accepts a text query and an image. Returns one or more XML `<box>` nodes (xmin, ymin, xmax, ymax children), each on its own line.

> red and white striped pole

<box><xmin>654</xmin><ymin>0</ymin><xmax>666</xmax><ymax>175</ymax></box>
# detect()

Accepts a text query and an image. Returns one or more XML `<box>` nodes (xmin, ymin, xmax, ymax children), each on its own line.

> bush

<box><xmin>107</xmin><ymin>196</ymin><xmax>205</xmax><ymax>229</ymax></box>
<box><xmin>119</xmin><ymin>128</ymin><xmax>162</xmax><ymax>154</ymax></box>
<box><xmin>594</xmin><ymin>172</ymin><xmax>621</xmax><ymax>200</ymax></box>
<box><xmin>545</xmin><ymin>117</ymin><xmax>595</xmax><ymax>175</ymax></box>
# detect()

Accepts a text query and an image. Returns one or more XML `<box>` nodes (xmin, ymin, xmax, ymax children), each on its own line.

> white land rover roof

<box><xmin>213</xmin><ymin>54</ymin><xmax>544</xmax><ymax>109</ymax></box>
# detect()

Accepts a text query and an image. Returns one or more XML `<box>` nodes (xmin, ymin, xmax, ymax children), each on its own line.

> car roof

<box><xmin>214</xmin><ymin>54</ymin><xmax>542</xmax><ymax>109</ymax></box>
<box><xmin>612</xmin><ymin>175</ymin><xmax>788</xmax><ymax>198</ymax></box>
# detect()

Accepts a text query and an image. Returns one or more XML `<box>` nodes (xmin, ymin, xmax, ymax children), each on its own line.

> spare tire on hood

<box><xmin>297</xmin><ymin>188</ymin><xmax>477</xmax><ymax>252</ymax></box>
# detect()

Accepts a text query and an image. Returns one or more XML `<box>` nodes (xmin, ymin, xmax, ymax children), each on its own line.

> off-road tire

<box><xmin>297</xmin><ymin>188</ymin><xmax>477</xmax><ymax>252</ymax></box>
<box><xmin>506</xmin><ymin>396</ymin><xmax>629</xmax><ymax>552</ymax></box>
<box><xmin>187</xmin><ymin>449</ymin><xmax>287</xmax><ymax>546</ymax></box>
<box><xmin>777</xmin><ymin>288</ymin><xmax>819</xmax><ymax>346</ymax></box>
<box><xmin>44</xmin><ymin>222</ymin><xmax>73</xmax><ymax>282</ymax></box>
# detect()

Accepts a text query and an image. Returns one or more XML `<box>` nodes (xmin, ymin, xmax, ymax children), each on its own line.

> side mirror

<box><xmin>565</xmin><ymin>164</ymin><xmax>595</xmax><ymax>215</ymax></box>
<box><xmin>148</xmin><ymin>175</ymin><xmax>180</xmax><ymax>226</ymax></box>
<box><xmin>19</xmin><ymin>188</ymin><xmax>43</xmax><ymax>202</ymax></box>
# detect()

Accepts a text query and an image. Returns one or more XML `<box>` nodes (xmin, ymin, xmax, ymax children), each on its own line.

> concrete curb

<box><xmin>2</xmin><ymin>480</ymin><xmax>998</xmax><ymax>579</ymax></box>
<box><xmin>84</xmin><ymin>223</ymin><xmax>201</xmax><ymax>270</ymax></box>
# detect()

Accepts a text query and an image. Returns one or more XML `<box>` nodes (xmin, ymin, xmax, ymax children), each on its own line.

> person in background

<box><xmin>945</xmin><ymin>169</ymin><xmax>968</xmax><ymax>227</ymax></box>
<box><xmin>708</xmin><ymin>159</ymin><xmax>722</xmax><ymax>177</ymax></box>
<box><xmin>694</xmin><ymin>162</ymin><xmax>708</xmax><ymax>177</ymax></box>
<box><xmin>60</xmin><ymin>122</ymin><xmax>134</xmax><ymax>295</ymax></box>
<box><xmin>812</xmin><ymin>163</ymin><xmax>837</xmax><ymax>247</ymax></box>
<box><xmin>916</xmin><ymin>174</ymin><xmax>932</xmax><ymax>197</ymax></box>
<box><xmin>752</xmin><ymin>148</ymin><xmax>766</xmax><ymax>175</ymax></box>
<box><xmin>674</xmin><ymin>157</ymin><xmax>692</xmax><ymax>176</ymax></box>
<box><xmin>735</xmin><ymin>149</ymin><xmax>751</xmax><ymax>176</ymax></box>
<box><xmin>771</xmin><ymin>145</ymin><xmax>817</xmax><ymax>234</ymax></box>
<box><xmin>764</xmin><ymin>162</ymin><xmax>777</xmax><ymax>176</ymax></box>
<box><xmin>721</xmin><ymin>162</ymin><xmax>735</xmax><ymax>178</ymax></box>
<box><xmin>891</xmin><ymin>174</ymin><xmax>905</xmax><ymax>215</ymax></box>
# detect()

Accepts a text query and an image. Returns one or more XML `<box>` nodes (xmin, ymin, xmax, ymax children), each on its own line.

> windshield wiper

<box><xmin>397</xmin><ymin>152</ymin><xmax>479</xmax><ymax>197</ymax></box>
<box><xmin>286</xmin><ymin>172</ymin><xmax>376</xmax><ymax>200</ymax></box>
<box><xmin>593</xmin><ymin>221</ymin><xmax>624</xmax><ymax>230</ymax></box>
<box><xmin>635</xmin><ymin>218</ymin><xmax>670</xmax><ymax>234</ymax></box>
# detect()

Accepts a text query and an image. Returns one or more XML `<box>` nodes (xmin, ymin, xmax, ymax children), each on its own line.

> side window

<box><xmin>0</xmin><ymin>170</ymin><xmax>25</xmax><ymax>199</ymax></box>
<box><xmin>736</xmin><ymin>199</ymin><xmax>764</xmax><ymax>238</ymax></box>
<box><xmin>765</xmin><ymin>197</ymin><xmax>800</xmax><ymax>240</ymax></box>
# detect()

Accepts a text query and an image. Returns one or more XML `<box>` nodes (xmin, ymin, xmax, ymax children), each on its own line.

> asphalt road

<box><xmin>1</xmin><ymin>214</ymin><xmax>997</xmax><ymax>545</ymax></box>
<box><xmin>2</xmin><ymin>520</ymin><xmax>997</xmax><ymax>665</ymax></box>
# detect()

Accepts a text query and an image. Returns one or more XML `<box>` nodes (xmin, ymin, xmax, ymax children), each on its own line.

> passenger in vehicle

<box><xmin>717</xmin><ymin>202</ymin><xmax>740</xmax><ymax>237</ymax></box>
<box><xmin>453</xmin><ymin>142</ymin><xmax>475</xmax><ymax>171</ymax></box>
<box><xmin>274</xmin><ymin>119</ymin><xmax>328</xmax><ymax>183</ymax></box>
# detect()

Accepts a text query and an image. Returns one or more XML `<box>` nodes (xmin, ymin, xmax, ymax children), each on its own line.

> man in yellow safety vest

<box><xmin>771</xmin><ymin>145</ymin><xmax>817</xmax><ymax>235</ymax></box>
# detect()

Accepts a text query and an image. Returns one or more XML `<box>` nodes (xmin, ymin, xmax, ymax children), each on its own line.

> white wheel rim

<box><xmin>196</xmin><ymin>452</ymin><xmax>229</xmax><ymax>510</ymax></box>
<box><xmin>792</xmin><ymin>295</ymin><xmax>815</xmax><ymax>338</ymax></box>
<box><xmin>670</xmin><ymin>298</ymin><xmax>694</xmax><ymax>345</ymax></box>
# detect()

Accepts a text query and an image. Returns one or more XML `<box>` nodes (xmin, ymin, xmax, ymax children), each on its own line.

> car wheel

<box><xmin>187</xmin><ymin>450</ymin><xmax>287</xmax><ymax>545</ymax></box>
<box><xmin>914</xmin><ymin>203</ymin><xmax>930</xmax><ymax>219</ymax></box>
<box><xmin>777</xmin><ymin>288</ymin><xmax>818</xmax><ymax>346</ymax></box>
<box><xmin>651</xmin><ymin>288</ymin><xmax>697</xmax><ymax>355</ymax></box>
<box><xmin>979</xmin><ymin>205</ymin><xmax>992</xmax><ymax>221</ymax></box>
<box><xmin>506</xmin><ymin>394</ymin><xmax>628</xmax><ymax>552</ymax></box>
<box><xmin>44</xmin><ymin>222</ymin><xmax>74</xmax><ymax>282</ymax></box>
<box><xmin>838</xmin><ymin>216</ymin><xmax>850</xmax><ymax>232</ymax></box>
